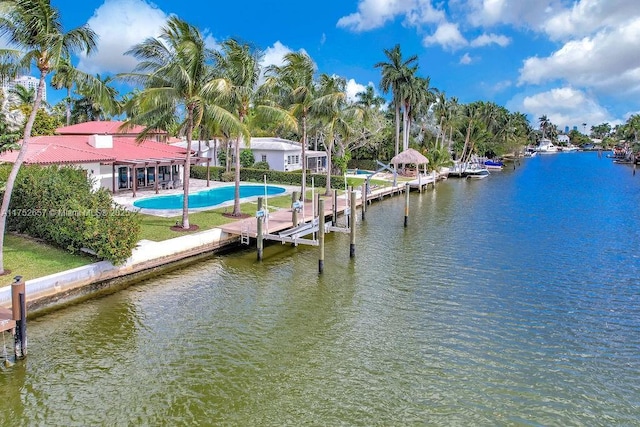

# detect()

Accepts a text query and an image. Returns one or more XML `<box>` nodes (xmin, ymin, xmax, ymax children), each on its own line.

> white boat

<box><xmin>536</xmin><ymin>139</ymin><xmax>559</xmax><ymax>153</ymax></box>
<box><xmin>466</xmin><ymin>169</ymin><xmax>490</xmax><ymax>179</ymax></box>
<box><xmin>524</xmin><ymin>147</ymin><xmax>537</xmax><ymax>157</ymax></box>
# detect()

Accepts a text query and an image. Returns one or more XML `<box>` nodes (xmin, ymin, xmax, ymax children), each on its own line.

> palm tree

<box><xmin>0</xmin><ymin>0</ymin><xmax>98</xmax><ymax>274</ymax></box>
<box><xmin>212</xmin><ymin>39</ymin><xmax>262</xmax><ymax>216</ymax></box>
<box><xmin>120</xmin><ymin>16</ymin><xmax>244</xmax><ymax>229</ymax></box>
<box><xmin>355</xmin><ymin>85</ymin><xmax>384</xmax><ymax>110</ymax></box>
<box><xmin>72</xmin><ymin>74</ymin><xmax>119</xmax><ymax>123</ymax></box>
<box><xmin>539</xmin><ymin>115</ymin><xmax>550</xmax><ymax>140</ymax></box>
<box><xmin>263</xmin><ymin>52</ymin><xmax>316</xmax><ymax>200</ymax></box>
<box><xmin>375</xmin><ymin>44</ymin><xmax>418</xmax><ymax>160</ymax></box>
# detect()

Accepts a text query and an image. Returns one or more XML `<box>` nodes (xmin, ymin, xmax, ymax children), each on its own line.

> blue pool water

<box><xmin>133</xmin><ymin>184</ymin><xmax>286</xmax><ymax>210</ymax></box>
<box><xmin>347</xmin><ymin>169</ymin><xmax>374</xmax><ymax>175</ymax></box>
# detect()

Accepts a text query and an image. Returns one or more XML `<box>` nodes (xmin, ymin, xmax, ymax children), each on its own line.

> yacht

<box><xmin>536</xmin><ymin>139</ymin><xmax>559</xmax><ymax>153</ymax></box>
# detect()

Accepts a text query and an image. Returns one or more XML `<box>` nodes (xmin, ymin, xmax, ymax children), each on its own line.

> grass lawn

<box><xmin>3</xmin><ymin>234</ymin><xmax>94</xmax><ymax>282</ymax></box>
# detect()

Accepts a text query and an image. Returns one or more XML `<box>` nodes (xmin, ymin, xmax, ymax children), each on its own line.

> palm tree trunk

<box><xmin>182</xmin><ymin>107</ymin><xmax>193</xmax><ymax>229</ymax></box>
<box><xmin>232</xmin><ymin>115</ymin><xmax>245</xmax><ymax>216</ymax></box>
<box><xmin>66</xmin><ymin>86</ymin><xmax>71</xmax><ymax>126</ymax></box>
<box><xmin>0</xmin><ymin>72</ymin><xmax>47</xmax><ymax>273</ymax></box>
<box><xmin>324</xmin><ymin>140</ymin><xmax>333</xmax><ymax>197</ymax></box>
<box><xmin>394</xmin><ymin>101</ymin><xmax>400</xmax><ymax>161</ymax></box>
<box><xmin>301</xmin><ymin>114</ymin><xmax>307</xmax><ymax>201</ymax></box>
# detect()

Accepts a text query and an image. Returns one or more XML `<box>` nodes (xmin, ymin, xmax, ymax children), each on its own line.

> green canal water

<box><xmin>1</xmin><ymin>152</ymin><xmax>639</xmax><ymax>425</ymax></box>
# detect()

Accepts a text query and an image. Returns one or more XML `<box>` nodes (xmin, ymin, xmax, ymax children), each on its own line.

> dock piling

<box><xmin>257</xmin><ymin>197</ymin><xmax>264</xmax><ymax>261</ymax></box>
<box><xmin>292</xmin><ymin>191</ymin><xmax>300</xmax><ymax>226</ymax></box>
<box><xmin>350</xmin><ymin>191</ymin><xmax>356</xmax><ymax>258</ymax></box>
<box><xmin>11</xmin><ymin>276</ymin><xmax>26</xmax><ymax>359</ymax></box>
<box><xmin>361</xmin><ymin>183</ymin><xmax>367</xmax><ymax>221</ymax></box>
<box><xmin>404</xmin><ymin>183</ymin><xmax>410</xmax><ymax>228</ymax></box>
<box><xmin>332</xmin><ymin>189</ymin><xmax>338</xmax><ymax>226</ymax></box>
<box><xmin>318</xmin><ymin>198</ymin><xmax>325</xmax><ymax>274</ymax></box>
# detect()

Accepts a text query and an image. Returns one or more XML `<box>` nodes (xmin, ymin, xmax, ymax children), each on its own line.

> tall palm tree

<box><xmin>212</xmin><ymin>39</ymin><xmax>262</xmax><ymax>216</ymax></box>
<box><xmin>121</xmin><ymin>16</ymin><xmax>244</xmax><ymax>229</ymax></box>
<box><xmin>0</xmin><ymin>0</ymin><xmax>98</xmax><ymax>274</ymax></box>
<box><xmin>263</xmin><ymin>51</ymin><xmax>317</xmax><ymax>200</ymax></box>
<box><xmin>539</xmin><ymin>115</ymin><xmax>550</xmax><ymax>140</ymax></box>
<box><xmin>375</xmin><ymin>44</ymin><xmax>418</xmax><ymax>160</ymax></box>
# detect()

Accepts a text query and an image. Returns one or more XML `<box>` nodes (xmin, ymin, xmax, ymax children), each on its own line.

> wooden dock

<box><xmin>0</xmin><ymin>307</ymin><xmax>15</xmax><ymax>333</ymax></box>
<box><xmin>219</xmin><ymin>184</ymin><xmax>407</xmax><ymax>239</ymax></box>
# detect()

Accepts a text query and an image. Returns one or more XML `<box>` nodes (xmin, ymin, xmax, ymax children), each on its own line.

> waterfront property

<box><xmin>0</xmin><ymin>121</ymin><xmax>208</xmax><ymax>196</ymax></box>
<box><xmin>1</xmin><ymin>153</ymin><xmax>638</xmax><ymax>425</ymax></box>
<box><xmin>249</xmin><ymin>137</ymin><xmax>327</xmax><ymax>173</ymax></box>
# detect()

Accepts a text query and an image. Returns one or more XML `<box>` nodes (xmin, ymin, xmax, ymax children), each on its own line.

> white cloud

<box><xmin>465</xmin><ymin>0</ymin><xmax>566</xmax><ymax>30</ymax></box>
<box><xmin>459</xmin><ymin>53</ymin><xmax>473</xmax><ymax>65</ymax></box>
<box><xmin>77</xmin><ymin>0</ymin><xmax>169</xmax><ymax>75</ymax></box>
<box><xmin>470</xmin><ymin>33</ymin><xmax>511</xmax><ymax>48</ymax></box>
<box><xmin>518</xmin><ymin>17</ymin><xmax>640</xmax><ymax>96</ymax></box>
<box><xmin>260</xmin><ymin>41</ymin><xmax>293</xmax><ymax>69</ymax></box>
<box><xmin>519</xmin><ymin>86</ymin><xmax>612</xmax><ymax>130</ymax></box>
<box><xmin>544</xmin><ymin>0</ymin><xmax>640</xmax><ymax>41</ymax></box>
<box><xmin>345</xmin><ymin>79</ymin><xmax>375</xmax><ymax>102</ymax></box>
<box><xmin>337</xmin><ymin>0</ymin><xmax>444</xmax><ymax>32</ymax></box>
<box><xmin>423</xmin><ymin>22</ymin><xmax>467</xmax><ymax>51</ymax></box>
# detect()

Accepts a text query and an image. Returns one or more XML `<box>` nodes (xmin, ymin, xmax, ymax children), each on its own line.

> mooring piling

<box><xmin>256</xmin><ymin>196</ymin><xmax>264</xmax><ymax>261</ymax></box>
<box><xmin>11</xmin><ymin>276</ymin><xmax>26</xmax><ymax>359</ymax></box>
<box><xmin>318</xmin><ymin>198</ymin><xmax>325</xmax><ymax>274</ymax></box>
<box><xmin>350</xmin><ymin>190</ymin><xmax>356</xmax><ymax>258</ymax></box>
<box><xmin>361</xmin><ymin>183</ymin><xmax>367</xmax><ymax>221</ymax></box>
<box><xmin>404</xmin><ymin>183</ymin><xmax>410</xmax><ymax>227</ymax></box>
<box><xmin>332</xmin><ymin>189</ymin><xmax>338</xmax><ymax>226</ymax></box>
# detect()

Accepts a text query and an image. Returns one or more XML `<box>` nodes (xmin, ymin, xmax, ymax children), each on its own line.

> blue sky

<box><xmin>28</xmin><ymin>1</ymin><xmax>640</xmax><ymax>131</ymax></box>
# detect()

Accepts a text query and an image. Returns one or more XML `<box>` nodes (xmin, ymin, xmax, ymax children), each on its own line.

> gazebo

<box><xmin>390</xmin><ymin>148</ymin><xmax>429</xmax><ymax>177</ymax></box>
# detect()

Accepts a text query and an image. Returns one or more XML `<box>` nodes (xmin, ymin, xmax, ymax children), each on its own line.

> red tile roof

<box><xmin>0</xmin><ymin>135</ymin><xmax>189</xmax><ymax>165</ymax></box>
<box><xmin>56</xmin><ymin>121</ymin><xmax>167</xmax><ymax>136</ymax></box>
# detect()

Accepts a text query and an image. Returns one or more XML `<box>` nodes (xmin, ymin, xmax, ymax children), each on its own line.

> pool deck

<box><xmin>113</xmin><ymin>179</ymin><xmax>297</xmax><ymax>218</ymax></box>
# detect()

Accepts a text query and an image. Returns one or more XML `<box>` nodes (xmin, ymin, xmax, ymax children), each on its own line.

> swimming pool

<box><xmin>347</xmin><ymin>169</ymin><xmax>375</xmax><ymax>175</ymax></box>
<box><xmin>133</xmin><ymin>184</ymin><xmax>286</xmax><ymax>210</ymax></box>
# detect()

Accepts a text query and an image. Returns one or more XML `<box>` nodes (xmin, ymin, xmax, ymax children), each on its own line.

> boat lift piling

<box><xmin>404</xmin><ymin>183</ymin><xmax>410</xmax><ymax>227</ymax></box>
<box><xmin>291</xmin><ymin>191</ymin><xmax>300</xmax><ymax>226</ymax></box>
<box><xmin>318</xmin><ymin>198</ymin><xmax>325</xmax><ymax>274</ymax></box>
<box><xmin>256</xmin><ymin>197</ymin><xmax>265</xmax><ymax>261</ymax></box>
<box><xmin>350</xmin><ymin>190</ymin><xmax>356</xmax><ymax>258</ymax></box>
<box><xmin>361</xmin><ymin>183</ymin><xmax>367</xmax><ymax>221</ymax></box>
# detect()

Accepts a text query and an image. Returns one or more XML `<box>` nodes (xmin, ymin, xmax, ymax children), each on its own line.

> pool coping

<box><xmin>114</xmin><ymin>180</ymin><xmax>296</xmax><ymax>218</ymax></box>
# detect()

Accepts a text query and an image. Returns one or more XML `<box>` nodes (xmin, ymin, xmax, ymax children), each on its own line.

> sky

<box><xmin>12</xmin><ymin>0</ymin><xmax>640</xmax><ymax>132</ymax></box>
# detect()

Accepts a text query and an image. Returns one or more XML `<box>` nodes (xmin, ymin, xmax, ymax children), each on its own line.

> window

<box><xmin>261</xmin><ymin>154</ymin><xmax>267</xmax><ymax>162</ymax></box>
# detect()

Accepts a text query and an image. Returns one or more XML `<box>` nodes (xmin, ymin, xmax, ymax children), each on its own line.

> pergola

<box><xmin>110</xmin><ymin>155</ymin><xmax>211</xmax><ymax>197</ymax></box>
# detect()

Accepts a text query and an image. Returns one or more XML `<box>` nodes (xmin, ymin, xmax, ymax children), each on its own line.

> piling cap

<box><xmin>13</xmin><ymin>276</ymin><xmax>22</xmax><ymax>283</ymax></box>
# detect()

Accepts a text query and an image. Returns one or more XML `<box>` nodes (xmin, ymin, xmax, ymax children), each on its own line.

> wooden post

<box><xmin>350</xmin><ymin>190</ymin><xmax>356</xmax><ymax>258</ymax></box>
<box><xmin>11</xmin><ymin>276</ymin><xmax>26</xmax><ymax>359</ymax></box>
<box><xmin>318</xmin><ymin>198</ymin><xmax>325</xmax><ymax>274</ymax></box>
<box><xmin>291</xmin><ymin>191</ymin><xmax>299</xmax><ymax>226</ymax></box>
<box><xmin>404</xmin><ymin>183</ymin><xmax>410</xmax><ymax>228</ymax></box>
<box><xmin>361</xmin><ymin>183</ymin><xmax>367</xmax><ymax>221</ymax></box>
<box><xmin>257</xmin><ymin>197</ymin><xmax>264</xmax><ymax>262</ymax></box>
<box><xmin>332</xmin><ymin>189</ymin><xmax>338</xmax><ymax>226</ymax></box>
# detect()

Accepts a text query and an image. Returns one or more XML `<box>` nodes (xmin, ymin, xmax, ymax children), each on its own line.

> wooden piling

<box><xmin>292</xmin><ymin>191</ymin><xmax>299</xmax><ymax>226</ymax></box>
<box><xmin>361</xmin><ymin>183</ymin><xmax>367</xmax><ymax>221</ymax></box>
<box><xmin>318</xmin><ymin>198</ymin><xmax>325</xmax><ymax>274</ymax></box>
<box><xmin>350</xmin><ymin>190</ymin><xmax>356</xmax><ymax>258</ymax></box>
<box><xmin>11</xmin><ymin>276</ymin><xmax>26</xmax><ymax>358</ymax></box>
<box><xmin>404</xmin><ymin>183</ymin><xmax>410</xmax><ymax>228</ymax></box>
<box><xmin>257</xmin><ymin>197</ymin><xmax>264</xmax><ymax>262</ymax></box>
<box><xmin>332</xmin><ymin>189</ymin><xmax>338</xmax><ymax>226</ymax></box>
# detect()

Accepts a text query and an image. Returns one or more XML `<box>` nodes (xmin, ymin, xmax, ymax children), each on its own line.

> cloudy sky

<box><xmin>22</xmin><ymin>0</ymin><xmax>640</xmax><ymax>131</ymax></box>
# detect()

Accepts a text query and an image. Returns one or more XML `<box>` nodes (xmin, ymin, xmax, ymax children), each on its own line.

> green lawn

<box><xmin>3</xmin><ymin>234</ymin><xmax>94</xmax><ymax>282</ymax></box>
<box><xmin>4</xmin><ymin>179</ymin><xmax>398</xmax><ymax>280</ymax></box>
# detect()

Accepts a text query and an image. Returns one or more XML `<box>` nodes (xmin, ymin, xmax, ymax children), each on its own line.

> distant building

<box><xmin>564</xmin><ymin>126</ymin><xmax>570</xmax><ymax>133</ymax></box>
<box><xmin>558</xmin><ymin>135</ymin><xmax>570</xmax><ymax>144</ymax></box>
<box><xmin>1</xmin><ymin>75</ymin><xmax>46</xmax><ymax>102</ymax></box>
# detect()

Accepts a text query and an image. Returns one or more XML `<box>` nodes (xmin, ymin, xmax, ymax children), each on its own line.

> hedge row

<box><xmin>0</xmin><ymin>165</ymin><xmax>141</xmax><ymax>265</ymax></box>
<box><xmin>191</xmin><ymin>166</ymin><xmax>347</xmax><ymax>190</ymax></box>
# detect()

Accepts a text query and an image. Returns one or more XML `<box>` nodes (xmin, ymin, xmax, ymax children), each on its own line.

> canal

<box><xmin>1</xmin><ymin>152</ymin><xmax>639</xmax><ymax>425</ymax></box>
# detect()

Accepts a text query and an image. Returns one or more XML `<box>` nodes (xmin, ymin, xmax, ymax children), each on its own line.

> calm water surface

<box><xmin>1</xmin><ymin>152</ymin><xmax>639</xmax><ymax>425</ymax></box>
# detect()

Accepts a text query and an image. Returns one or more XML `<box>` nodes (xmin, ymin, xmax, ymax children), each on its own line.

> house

<box><xmin>249</xmin><ymin>137</ymin><xmax>326</xmax><ymax>173</ymax></box>
<box><xmin>0</xmin><ymin>121</ymin><xmax>208</xmax><ymax>196</ymax></box>
<box><xmin>557</xmin><ymin>134</ymin><xmax>570</xmax><ymax>144</ymax></box>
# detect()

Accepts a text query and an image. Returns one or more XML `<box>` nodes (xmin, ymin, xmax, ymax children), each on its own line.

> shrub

<box><xmin>221</xmin><ymin>171</ymin><xmax>235</xmax><ymax>182</ymax></box>
<box><xmin>1</xmin><ymin>165</ymin><xmax>140</xmax><ymax>265</ymax></box>
<box><xmin>253</xmin><ymin>161</ymin><xmax>270</xmax><ymax>170</ymax></box>
<box><xmin>240</xmin><ymin>149</ymin><xmax>254</xmax><ymax>168</ymax></box>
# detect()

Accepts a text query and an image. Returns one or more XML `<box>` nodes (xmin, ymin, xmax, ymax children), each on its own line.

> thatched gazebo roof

<box><xmin>390</xmin><ymin>148</ymin><xmax>429</xmax><ymax>165</ymax></box>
